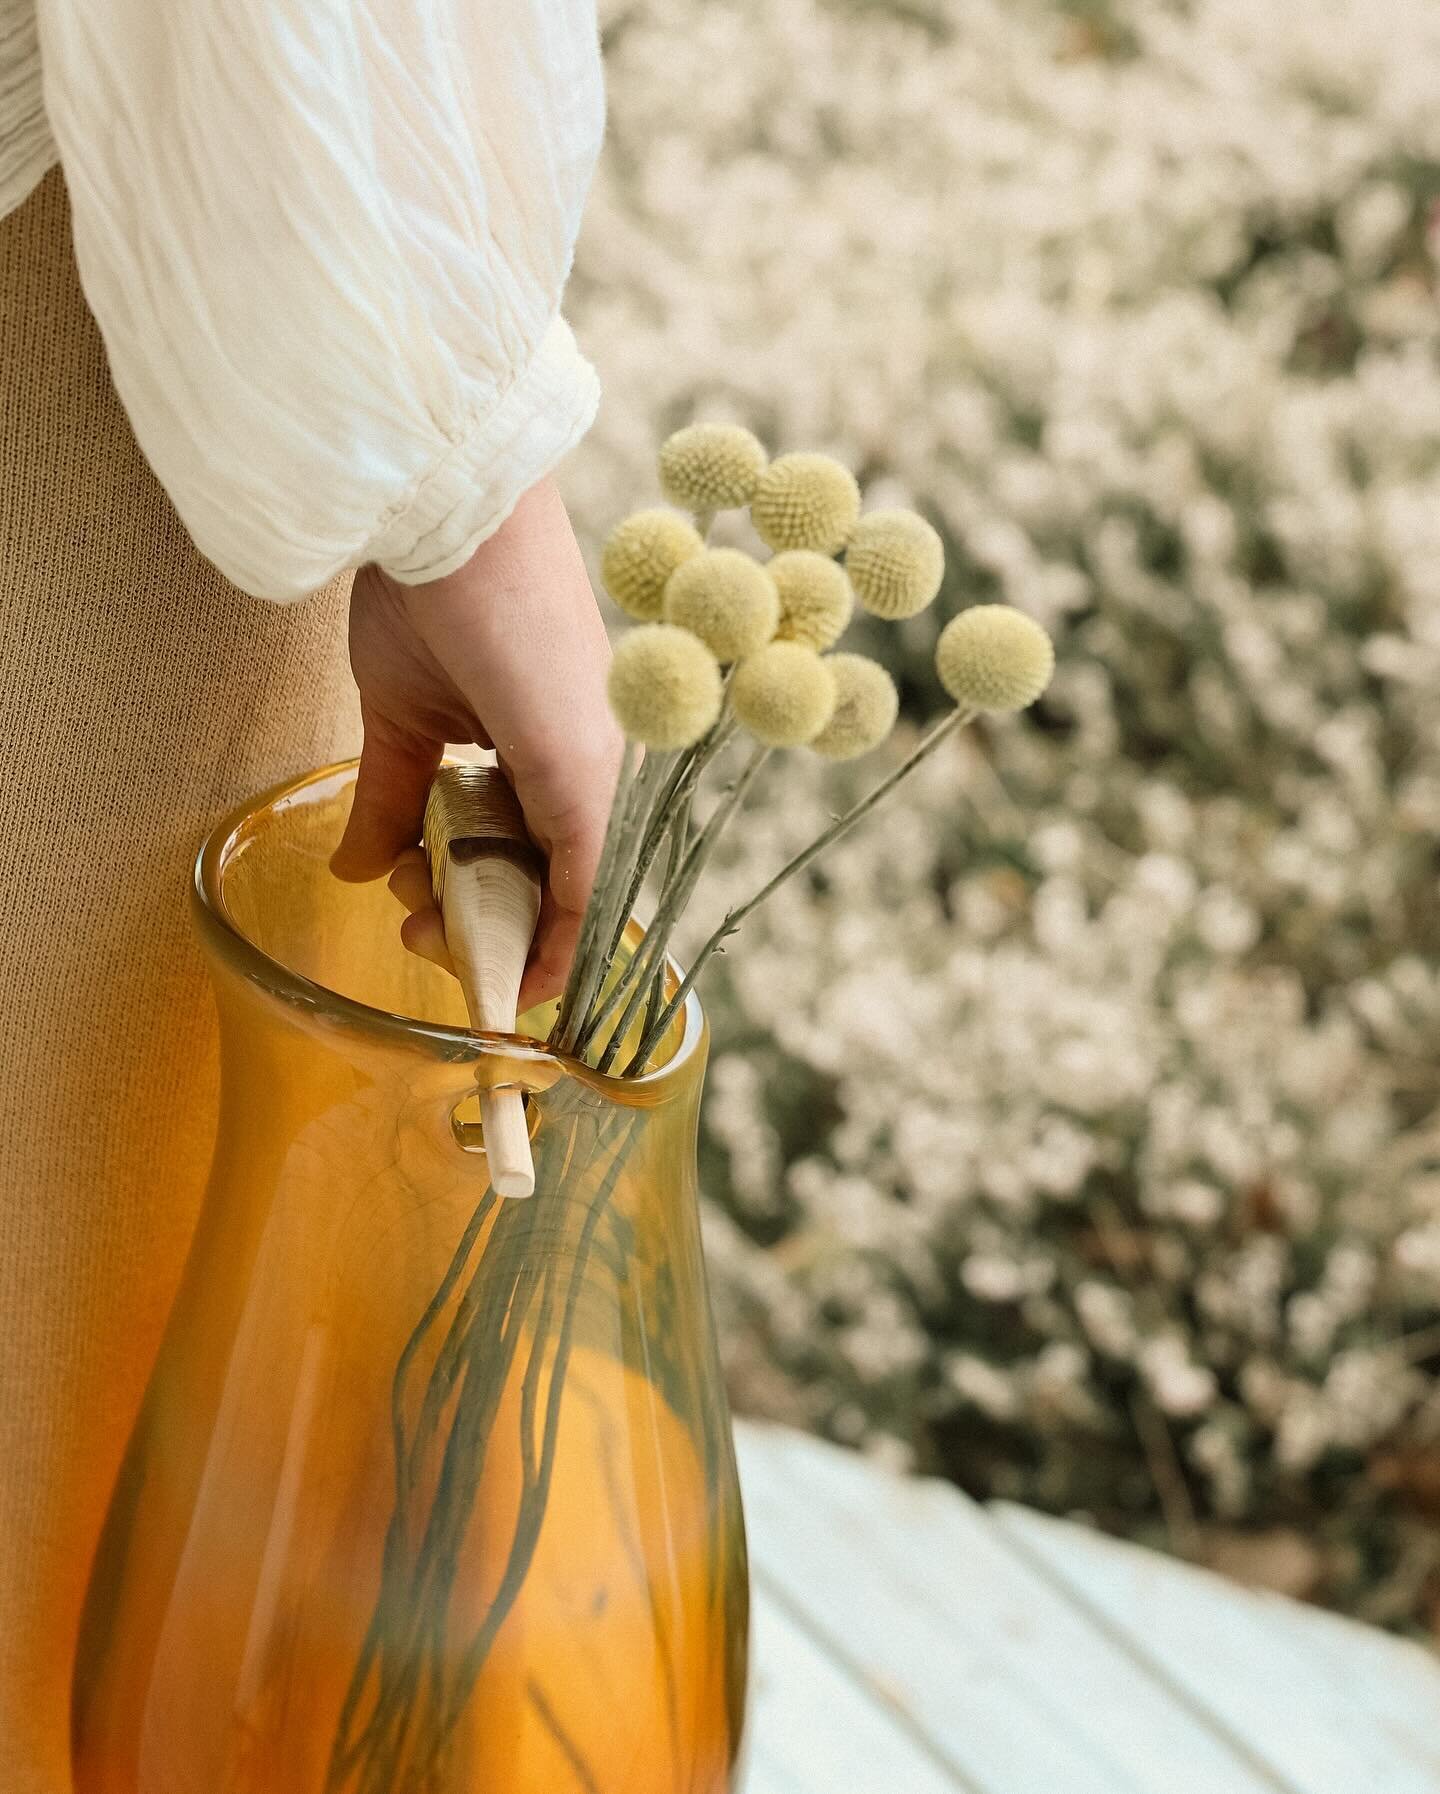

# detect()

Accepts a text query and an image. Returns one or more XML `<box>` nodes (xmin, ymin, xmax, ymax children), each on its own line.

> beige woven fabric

<box><xmin>0</xmin><ymin>166</ymin><xmax>360</xmax><ymax>1791</ymax></box>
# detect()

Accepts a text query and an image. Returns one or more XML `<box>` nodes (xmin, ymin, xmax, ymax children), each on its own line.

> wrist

<box><xmin>377</xmin><ymin>477</ymin><xmax>565</xmax><ymax>611</ymax></box>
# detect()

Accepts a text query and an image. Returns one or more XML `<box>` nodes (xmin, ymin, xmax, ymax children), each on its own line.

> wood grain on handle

<box><xmin>425</xmin><ymin>768</ymin><xmax>543</xmax><ymax>1200</ymax></box>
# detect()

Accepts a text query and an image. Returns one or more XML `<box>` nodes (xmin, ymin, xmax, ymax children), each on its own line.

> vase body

<box><xmin>72</xmin><ymin>764</ymin><xmax>749</xmax><ymax>1794</ymax></box>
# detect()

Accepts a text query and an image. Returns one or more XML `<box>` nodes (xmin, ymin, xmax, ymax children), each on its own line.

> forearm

<box><xmin>36</xmin><ymin>0</ymin><xmax>605</xmax><ymax>600</ymax></box>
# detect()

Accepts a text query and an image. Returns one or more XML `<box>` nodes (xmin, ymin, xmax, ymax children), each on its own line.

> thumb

<box><xmin>331</xmin><ymin>710</ymin><xmax>443</xmax><ymax>882</ymax></box>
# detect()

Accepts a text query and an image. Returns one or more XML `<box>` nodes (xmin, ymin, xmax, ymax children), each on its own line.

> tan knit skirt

<box><xmin>0</xmin><ymin>168</ymin><xmax>360</xmax><ymax>1791</ymax></box>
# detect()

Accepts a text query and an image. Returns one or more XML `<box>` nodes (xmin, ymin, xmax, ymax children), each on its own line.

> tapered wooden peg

<box><xmin>424</xmin><ymin>766</ymin><xmax>544</xmax><ymax>1199</ymax></box>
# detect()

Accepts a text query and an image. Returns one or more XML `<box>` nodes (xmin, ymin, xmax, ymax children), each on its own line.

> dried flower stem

<box><xmin>593</xmin><ymin>744</ymin><xmax>771</xmax><ymax>1073</ymax></box>
<box><xmin>581</xmin><ymin>516</ymin><xmax>727</xmax><ymax>991</ymax></box>
<box><xmin>638</xmin><ymin>784</ymin><xmax>694</xmax><ymax>1047</ymax></box>
<box><xmin>555</xmin><ymin>741</ymin><xmax>642</xmax><ymax>1052</ymax></box>
<box><xmin>329</xmin><ymin>1093</ymin><xmax>638</xmax><ymax>1793</ymax></box>
<box><xmin>572</xmin><ymin>714</ymin><xmax>740</xmax><ymax>1064</ymax></box>
<box><xmin>557</xmin><ymin>744</ymin><xmax>681</xmax><ymax>1056</ymax></box>
<box><xmin>597</xmin><ymin>702</ymin><xmax>736</xmax><ymax>976</ymax></box>
<box><xmin>629</xmin><ymin>708</ymin><xmax>974</xmax><ymax>1070</ymax></box>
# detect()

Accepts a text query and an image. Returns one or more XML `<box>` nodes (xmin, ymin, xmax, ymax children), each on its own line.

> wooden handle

<box><xmin>425</xmin><ymin>769</ymin><xmax>544</xmax><ymax>1201</ymax></box>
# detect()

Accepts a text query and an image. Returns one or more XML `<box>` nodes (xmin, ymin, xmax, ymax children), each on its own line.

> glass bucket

<box><xmin>71</xmin><ymin>763</ymin><xmax>749</xmax><ymax>1794</ymax></box>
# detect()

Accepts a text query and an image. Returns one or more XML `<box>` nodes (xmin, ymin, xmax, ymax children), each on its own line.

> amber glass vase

<box><xmin>72</xmin><ymin>764</ymin><xmax>749</xmax><ymax>1794</ymax></box>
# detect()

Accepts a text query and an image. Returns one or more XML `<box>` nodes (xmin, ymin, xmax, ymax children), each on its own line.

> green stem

<box><xmin>560</xmin><ymin>503</ymin><xmax>721</xmax><ymax>1055</ymax></box>
<box><xmin>416</xmin><ymin>1112</ymin><xmax>638</xmax><ymax>1776</ymax></box>
<box><xmin>556</xmin><ymin>745</ymin><xmax>676</xmax><ymax>1057</ymax></box>
<box><xmin>554</xmin><ymin>741</ymin><xmax>641</xmax><ymax>1052</ymax></box>
<box><xmin>594</xmin><ymin>744</ymin><xmax>770</xmax><ymax>1074</ymax></box>
<box><xmin>569</xmin><ymin>668</ymin><xmax>737</xmax><ymax>1064</ymax></box>
<box><xmin>629</xmin><ymin>708</ymin><xmax>974</xmax><ymax>1069</ymax></box>
<box><xmin>598</xmin><ymin>705</ymin><xmax>736</xmax><ymax>978</ymax></box>
<box><xmin>343</xmin><ymin>1228</ymin><xmax>544</xmax><ymax>1791</ymax></box>
<box><xmin>638</xmin><ymin>784</ymin><xmax>693</xmax><ymax>1050</ymax></box>
<box><xmin>574</xmin><ymin>762</ymin><xmax>692</xmax><ymax>1062</ymax></box>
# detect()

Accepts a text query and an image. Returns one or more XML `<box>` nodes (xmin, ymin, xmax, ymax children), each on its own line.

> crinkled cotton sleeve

<box><xmin>35</xmin><ymin>1</ymin><xmax>605</xmax><ymax>601</ymax></box>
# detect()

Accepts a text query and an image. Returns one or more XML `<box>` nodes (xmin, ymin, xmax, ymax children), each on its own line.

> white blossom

<box><xmin>576</xmin><ymin>0</ymin><xmax>1440</xmax><ymax>1629</ymax></box>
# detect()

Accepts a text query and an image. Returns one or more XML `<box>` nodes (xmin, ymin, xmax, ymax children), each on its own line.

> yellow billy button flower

<box><xmin>749</xmin><ymin>453</ymin><xmax>861</xmax><ymax>555</ymax></box>
<box><xmin>769</xmin><ymin>550</ymin><xmax>854</xmax><ymax>651</ymax></box>
<box><xmin>601</xmin><ymin>509</ymin><xmax>704</xmax><ymax>621</ymax></box>
<box><xmin>936</xmin><ymin>605</ymin><xmax>1055</xmax><ymax>712</ymax></box>
<box><xmin>810</xmin><ymin>654</ymin><xmax>899</xmax><ymax>760</ymax></box>
<box><xmin>844</xmin><ymin>509</ymin><xmax>945</xmax><ymax>620</ymax></box>
<box><xmin>664</xmin><ymin>547</ymin><xmax>779</xmax><ymax>663</ymax></box>
<box><xmin>607</xmin><ymin>624</ymin><xmax>723</xmax><ymax>749</ymax></box>
<box><xmin>659</xmin><ymin>423</ymin><xmax>768</xmax><ymax>512</ymax></box>
<box><xmin>732</xmin><ymin>641</ymin><xmax>837</xmax><ymax>748</ymax></box>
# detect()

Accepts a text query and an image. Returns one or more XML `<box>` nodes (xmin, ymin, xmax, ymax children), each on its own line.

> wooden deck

<box><xmin>736</xmin><ymin>1422</ymin><xmax>1440</xmax><ymax>1793</ymax></box>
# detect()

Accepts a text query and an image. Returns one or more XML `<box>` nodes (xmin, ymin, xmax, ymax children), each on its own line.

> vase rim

<box><xmin>192</xmin><ymin>759</ymin><xmax>704</xmax><ymax>1103</ymax></box>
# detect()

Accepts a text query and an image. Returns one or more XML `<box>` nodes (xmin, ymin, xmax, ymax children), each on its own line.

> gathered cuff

<box><xmin>368</xmin><ymin>315</ymin><xmax>600</xmax><ymax>585</ymax></box>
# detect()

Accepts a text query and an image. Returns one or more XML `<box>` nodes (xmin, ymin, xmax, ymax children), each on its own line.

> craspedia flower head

<box><xmin>936</xmin><ymin>605</ymin><xmax>1055</xmax><ymax>713</ymax></box>
<box><xmin>658</xmin><ymin>423</ymin><xmax>768</xmax><ymax>513</ymax></box>
<box><xmin>731</xmin><ymin>641</ymin><xmax>837</xmax><ymax>748</ymax></box>
<box><xmin>607</xmin><ymin>624</ymin><xmax>723</xmax><ymax>749</ymax></box>
<box><xmin>844</xmin><ymin>509</ymin><xmax>945</xmax><ymax>620</ymax></box>
<box><xmin>810</xmin><ymin>654</ymin><xmax>899</xmax><ymax>760</ymax></box>
<box><xmin>749</xmin><ymin>453</ymin><xmax>861</xmax><ymax>555</ymax></box>
<box><xmin>769</xmin><ymin>551</ymin><xmax>854</xmax><ymax>651</ymax></box>
<box><xmin>663</xmin><ymin>547</ymin><xmax>779</xmax><ymax>663</ymax></box>
<box><xmin>601</xmin><ymin>509</ymin><xmax>704</xmax><ymax>621</ymax></box>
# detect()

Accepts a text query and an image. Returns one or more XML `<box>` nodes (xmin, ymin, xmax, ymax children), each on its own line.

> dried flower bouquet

<box><xmin>552</xmin><ymin>423</ymin><xmax>1056</xmax><ymax>1077</ymax></box>
<box><xmin>329</xmin><ymin>426</ymin><xmax>1054</xmax><ymax>1793</ymax></box>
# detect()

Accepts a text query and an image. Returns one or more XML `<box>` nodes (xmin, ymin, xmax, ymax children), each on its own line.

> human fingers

<box><xmin>387</xmin><ymin>846</ymin><xmax>434</xmax><ymax>917</ymax></box>
<box><xmin>399</xmin><ymin>907</ymin><xmax>456</xmax><ymax>977</ymax></box>
<box><xmin>331</xmin><ymin>711</ymin><xmax>442</xmax><ymax>883</ymax></box>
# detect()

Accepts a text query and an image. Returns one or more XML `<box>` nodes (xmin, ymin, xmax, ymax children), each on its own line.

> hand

<box><xmin>331</xmin><ymin>476</ymin><xmax>623</xmax><ymax>1015</ymax></box>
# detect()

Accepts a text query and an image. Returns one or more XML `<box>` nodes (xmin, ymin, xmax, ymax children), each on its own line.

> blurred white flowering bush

<box><xmin>566</xmin><ymin>0</ymin><xmax>1440</xmax><ymax>1628</ymax></box>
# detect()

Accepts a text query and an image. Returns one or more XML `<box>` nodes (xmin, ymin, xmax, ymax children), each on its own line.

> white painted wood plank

<box><xmin>736</xmin><ymin>1422</ymin><xmax>1295</xmax><ymax>1794</ymax></box>
<box><xmin>1254</xmin><ymin>1591</ymin><xmax>1440</xmax><ymax>1772</ymax></box>
<box><xmin>994</xmin><ymin>1503</ymin><xmax>1440</xmax><ymax>1793</ymax></box>
<box><xmin>743</xmin><ymin>1582</ymin><xmax>966</xmax><ymax>1794</ymax></box>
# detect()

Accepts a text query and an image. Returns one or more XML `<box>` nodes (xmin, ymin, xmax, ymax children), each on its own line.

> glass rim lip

<box><xmin>191</xmin><ymin>759</ymin><xmax>704</xmax><ymax>1099</ymax></box>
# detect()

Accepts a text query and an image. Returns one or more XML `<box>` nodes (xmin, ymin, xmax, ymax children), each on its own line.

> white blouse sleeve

<box><xmin>35</xmin><ymin>0</ymin><xmax>605</xmax><ymax>601</ymax></box>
